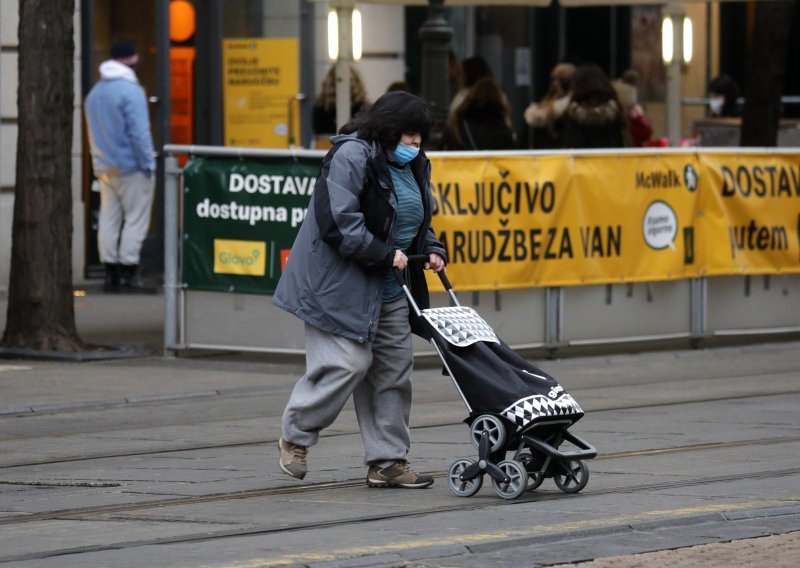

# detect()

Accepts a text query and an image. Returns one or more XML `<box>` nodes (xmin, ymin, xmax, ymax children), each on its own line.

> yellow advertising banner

<box><xmin>222</xmin><ymin>38</ymin><xmax>299</xmax><ymax>148</ymax></box>
<box><xmin>426</xmin><ymin>151</ymin><xmax>800</xmax><ymax>290</ymax></box>
<box><xmin>698</xmin><ymin>154</ymin><xmax>800</xmax><ymax>277</ymax></box>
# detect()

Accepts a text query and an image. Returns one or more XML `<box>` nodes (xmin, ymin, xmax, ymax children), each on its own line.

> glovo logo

<box><xmin>213</xmin><ymin>239</ymin><xmax>266</xmax><ymax>276</ymax></box>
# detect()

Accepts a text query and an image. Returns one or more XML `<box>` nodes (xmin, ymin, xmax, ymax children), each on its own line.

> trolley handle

<box><xmin>394</xmin><ymin>253</ymin><xmax>459</xmax><ymax>315</ymax></box>
<box><xmin>396</xmin><ymin>254</ymin><xmax>453</xmax><ymax>292</ymax></box>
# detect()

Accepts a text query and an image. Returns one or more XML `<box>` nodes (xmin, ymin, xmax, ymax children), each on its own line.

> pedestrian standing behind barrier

<box><xmin>448</xmin><ymin>50</ymin><xmax>463</xmax><ymax>107</ymax></box>
<box><xmin>562</xmin><ymin>63</ymin><xmax>629</xmax><ymax>149</ymax></box>
<box><xmin>449</xmin><ymin>55</ymin><xmax>508</xmax><ymax>116</ymax></box>
<box><xmin>613</xmin><ymin>69</ymin><xmax>653</xmax><ymax>147</ymax></box>
<box><xmin>312</xmin><ymin>65</ymin><xmax>370</xmax><ymax>149</ymax></box>
<box><xmin>274</xmin><ymin>91</ymin><xmax>448</xmax><ymax>489</ymax></box>
<box><xmin>708</xmin><ymin>74</ymin><xmax>742</xmax><ymax>118</ymax></box>
<box><xmin>84</xmin><ymin>40</ymin><xmax>157</xmax><ymax>294</ymax></box>
<box><xmin>443</xmin><ymin>77</ymin><xmax>516</xmax><ymax>150</ymax></box>
<box><xmin>524</xmin><ymin>62</ymin><xmax>575</xmax><ymax>150</ymax></box>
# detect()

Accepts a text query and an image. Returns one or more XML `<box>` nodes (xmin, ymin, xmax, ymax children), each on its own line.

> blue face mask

<box><xmin>389</xmin><ymin>142</ymin><xmax>419</xmax><ymax>165</ymax></box>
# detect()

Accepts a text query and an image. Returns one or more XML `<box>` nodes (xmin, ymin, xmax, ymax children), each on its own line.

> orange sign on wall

<box><xmin>170</xmin><ymin>46</ymin><xmax>195</xmax><ymax>156</ymax></box>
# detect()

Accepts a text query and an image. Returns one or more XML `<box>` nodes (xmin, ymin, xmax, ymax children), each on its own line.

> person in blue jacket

<box><xmin>84</xmin><ymin>41</ymin><xmax>156</xmax><ymax>293</ymax></box>
<box><xmin>273</xmin><ymin>91</ymin><xmax>447</xmax><ymax>488</ymax></box>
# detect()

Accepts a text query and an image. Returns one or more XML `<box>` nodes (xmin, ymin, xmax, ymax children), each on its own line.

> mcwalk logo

<box><xmin>214</xmin><ymin>239</ymin><xmax>266</xmax><ymax>276</ymax></box>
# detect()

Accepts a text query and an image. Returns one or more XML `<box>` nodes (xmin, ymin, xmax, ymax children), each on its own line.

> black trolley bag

<box><xmin>398</xmin><ymin>256</ymin><xmax>596</xmax><ymax>499</ymax></box>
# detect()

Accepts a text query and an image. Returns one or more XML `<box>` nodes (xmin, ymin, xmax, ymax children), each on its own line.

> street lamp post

<box><xmin>662</xmin><ymin>0</ymin><xmax>692</xmax><ymax>147</ymax></box>
<box><xmin>329</xmin><ymin>1</ymin><xmax>354</xmax><ymax>132</ymax></box>
<box><xmin>328</xmin><ymin>0</ymin><xmax>363</xmax><ymax>132</ymax></box>
<box><xmin>419</xmin><ymin>0</ymin><xmax>452</xmax><ymax>148</ymax></box>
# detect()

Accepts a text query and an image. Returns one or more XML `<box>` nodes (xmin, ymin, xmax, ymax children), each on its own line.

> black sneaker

<box><xmin>103</xmin><ymin>263</ymin><xmax>120</xmax><ymax>293</ymax></box>
<box><xmin>119</xmin><ymin>264</ymin><xmax>159</xmax><ymax>294</ymax></box>
<box><xmin>366</xmin><ymin>460</ymin><xmax>434</xmax><ymax>488</ymax></box>
<box><xmin>278</xmin><ymin>437</ymin><xmax>308</xmax><ymax>480</ymax></box>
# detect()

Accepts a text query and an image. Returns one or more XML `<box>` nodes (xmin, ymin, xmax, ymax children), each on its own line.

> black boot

<box><xmin>103</xmin><ymin>263</ymin><xmax>120</xmax><ymax>293</ymax></box>
<box><xmin>119</xmin><ymin>264</ymin><xmax>159</xmax><ymax>294</ymax></box>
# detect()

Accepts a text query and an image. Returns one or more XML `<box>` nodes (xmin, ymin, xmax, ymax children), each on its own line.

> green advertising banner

<box><xmin>182</xmin><ymin>155</ymin><xmax>321</xmax><ymax>294</ymax></box>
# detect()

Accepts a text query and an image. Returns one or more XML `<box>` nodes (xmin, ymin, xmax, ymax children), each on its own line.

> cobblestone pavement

<box><xmin>546</xmin><ymin>531</ymin><xmax>800</xmax><ymax>568</ymax></box>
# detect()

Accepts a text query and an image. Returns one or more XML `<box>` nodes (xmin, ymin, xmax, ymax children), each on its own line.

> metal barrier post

<box><xmin>163</xmin><ymin>155</ymin><xmax>181</xmax><ymax>355</ymax></box>
<box><xmin>545</xmin><ymin>287</ymin><xmax>563</xmax><ymax>355</ymax></box>
<box><xmin>690</xmin><ymin>277</ymin><xmax>708</xmax><ymax>347</ymax></box>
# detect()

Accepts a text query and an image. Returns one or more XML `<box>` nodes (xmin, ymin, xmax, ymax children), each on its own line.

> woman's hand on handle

<box><xmin>393</xmin><ymin>250</ymin><xmax>408</xmax><ymax>270</ymax></box>
<box><xmin>426</xmin><ymin>253</ymin><xmax>445</xmax><ymax>273</ymax></box>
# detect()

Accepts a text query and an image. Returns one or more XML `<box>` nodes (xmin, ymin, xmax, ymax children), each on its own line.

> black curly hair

<box><xmin>340</xmin><ymin>91</ymin><xmax>434</xmax><ymax>149</ymax></box>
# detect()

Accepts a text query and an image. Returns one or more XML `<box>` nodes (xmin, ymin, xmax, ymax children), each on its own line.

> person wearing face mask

<box><xmin>273</xmin><ymin>91</ymin><xmax>447</xmax><ymax>488</ymax></box>
<box><xmin>708</xmin><ymin>74</ymin><xmax>742</xmax><ymax>118</ymax></box>
<box><xmin>84</xmin><ymin>41</ymin><xmax>157</xmax><ymax>293</ymax></box>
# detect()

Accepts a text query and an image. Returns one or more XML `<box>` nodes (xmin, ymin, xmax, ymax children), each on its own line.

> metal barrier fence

<box><xmin>163</xmin><ymin>144</ymin><xmax>800</xmax><ymax>357</ymax></box>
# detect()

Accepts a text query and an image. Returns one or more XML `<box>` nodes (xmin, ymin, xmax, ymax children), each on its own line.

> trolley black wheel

<box><xmin>447</xmin><ymin>458</ymin><xmax>482</xmax><ymax>497</ymax></box>
<box><xmin>553</xmin><ymin>459</ymin><xmax>589</xmax><ymax>493</ymax></box>
<box><xmin>491</xmin><ymin>460</ymin><xmax>528</xmax><ymax>500</ymax></box>
<box><xmin>469</xmin><ymin>414</ymin><xmax>506</xmax><ymax>453</ymax></box>
<box><xmin>526</xmin><ymin>472</ymin><xmax>545</xmax><ymax>491</ymax></box>
<box><xmin>518</xmin><ymin>452</ymin><xmax>545</xmax><ymax>491</ymax></box>
<box><xmin>518</xmin><ymin>452</ymin><xmax>544</xmax><ymax>491</ymax></box>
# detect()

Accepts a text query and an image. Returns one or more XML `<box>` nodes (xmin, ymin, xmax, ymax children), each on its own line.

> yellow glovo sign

<box><xmin>213</xmin><ymin>239</ymin><xmax>266</xmax><ymax>277</ymax></box>
<box><xmin>426</xmin><ymin>152</ymin><xmax>800</xmax><ymax>291</ymax></box>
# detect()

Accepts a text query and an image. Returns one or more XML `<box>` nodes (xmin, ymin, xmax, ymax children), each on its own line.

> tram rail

<box><xmin>0</xmin><ymin>463</ymin><xmax>798</xmax><ymax>564</ymax></box>
<box><xmin>1</xmin><ymin>434</ymin><xmax>798</xmax><ymax>528</ymax></box>
<box><xmin>2</xmin><ymin>387</ymin><xmax>798</xmax><ymax>469</ymax></box>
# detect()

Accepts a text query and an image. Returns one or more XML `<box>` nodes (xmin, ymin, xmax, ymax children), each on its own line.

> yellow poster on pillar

<box><xmin>426</xmin><ymin>151</ymin><xmax>800</xmax><ymax>291</ymax></box>
<box><xmin>222</xmin><ymin>38</ymin><xmax>299</xmax><ymax>148</ymax></box>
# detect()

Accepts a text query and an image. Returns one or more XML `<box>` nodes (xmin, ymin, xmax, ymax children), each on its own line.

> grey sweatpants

<box><xmin>97</xmin><ymin>170</ymin><xmax>155</xmax><ymax>265</ymax></box>
<box><xmin>282</xmin><ymin>300</ymin><xmax>413</xmax><ymax>467</ymax></box>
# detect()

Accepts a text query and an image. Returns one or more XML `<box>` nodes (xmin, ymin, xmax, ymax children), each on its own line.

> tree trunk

<box><xmin>740</xmin><ymin>0</ymin><xmax>797</xmax><ymax>146</ymax></box>
<box><xmin>1</xmin><ymin>0</ymin><xmax>84</xmax><ymax>352</ymax></box>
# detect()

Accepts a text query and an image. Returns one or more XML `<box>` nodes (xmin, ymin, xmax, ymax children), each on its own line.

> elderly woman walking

<box><xmin>273</xmin><ymin>91</ymin><xmax>447</xmax><ymax>488</ymax></box>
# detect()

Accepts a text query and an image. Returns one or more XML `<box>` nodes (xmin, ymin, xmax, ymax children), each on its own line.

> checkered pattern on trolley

<box><xmin>421</xmin><ymin>306</ymin><xmax>499</xmax><ymax>347</ymax></box>
<box><xmin>501</xmin><ymin>394</ymin><xmax>583</xmax><ymax>429</ymax></box>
